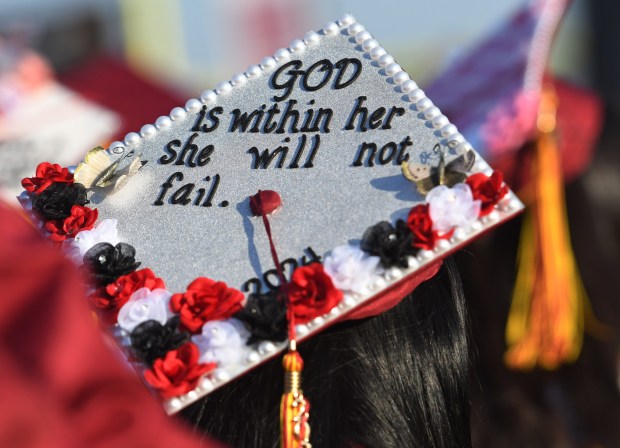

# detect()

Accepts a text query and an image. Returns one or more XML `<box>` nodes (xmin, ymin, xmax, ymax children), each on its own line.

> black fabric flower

<box><xmin>130</xmin><ymin>317</ymin><xmax>189</xmax><ymax>366</ymax></box>
<box><xmin>360</xmin><ymin>219</ymin><xmax>417</xmax><ymax>268</ymax></box>
<box><xmin>32</xmin><ymin>182</ymin><xmax>88</xmax><ymax>221</ymax></box>
<box><xmin>235</xmin><ymin>290</ymin><xmax>287</xmax><ymax>344</ymax></box>
<box><xmin>83</xmin><ymin>242</ymin><xmax>141</xmax><ymax>286</ymax></box>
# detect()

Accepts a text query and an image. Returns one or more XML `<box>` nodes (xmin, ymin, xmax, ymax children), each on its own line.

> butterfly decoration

<box><xmin>401</xmin><ymin>143</ymin><xmax>475</xmax><ymax>195</ymax></box>
<box><xmin>74</xmin><ymin>146</ymin><xmax>146</xmax><ymax>194</ymax></box>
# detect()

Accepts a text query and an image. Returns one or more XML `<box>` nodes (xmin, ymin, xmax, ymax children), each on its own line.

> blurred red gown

<box><xmin>0</xmin><ymin>202</ymin><xmax>222</xmax><ymax>448</ymax></box>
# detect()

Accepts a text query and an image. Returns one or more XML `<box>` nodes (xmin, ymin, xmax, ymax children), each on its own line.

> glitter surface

<box><xmin>95</xmin><ymin>30</ymin><xmax>477</xmax><ymax>292</ymax></box>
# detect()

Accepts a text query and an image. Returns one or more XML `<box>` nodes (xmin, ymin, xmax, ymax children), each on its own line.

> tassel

<box><xmin>505</xmin><ymin>87</ymin><xmax>601</xmax><ymax>370</ymax></box>
<box><xmin>248</xmin><ymin>190</ymin><xmax>312</xmax><ymax>447</ymax></box>
<box><xmin>280</xmin><ymin>347</ymin><xmax>312</xmax><ymax>448</ymax></box>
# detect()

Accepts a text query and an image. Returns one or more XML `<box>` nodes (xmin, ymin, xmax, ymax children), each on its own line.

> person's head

<box><xmin>182</xmin><ymin>256</ymin><xmax>471</xmax><ymax>448</ymax></box>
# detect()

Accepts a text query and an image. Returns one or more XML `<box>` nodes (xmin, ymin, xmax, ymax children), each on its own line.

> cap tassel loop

<box><xmin>249</xmin><ymin>190</ymin><xmax>312</xmax><ymax>447</ymax></box>
<box><xmin>505</xmin><ymin>87</ymin><xmax>605</xmax><ymax>370</ymax></box>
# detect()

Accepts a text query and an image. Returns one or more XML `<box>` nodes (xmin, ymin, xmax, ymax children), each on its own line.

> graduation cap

<box><xmin>426</xmin><ymin>0</ymin><xmax>606</xmax><ymax>371</ymax></box>
<box><xmin>18</xmin><ymin>14</ymin><xmax>523</xmax><ymax>447</ymax></box>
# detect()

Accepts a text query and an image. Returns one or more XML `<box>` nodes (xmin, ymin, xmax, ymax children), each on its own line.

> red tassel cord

<box><xmin>249</xmin><ymin>190</ymin><xmax>312</xmax><ymax>448</ymax></box>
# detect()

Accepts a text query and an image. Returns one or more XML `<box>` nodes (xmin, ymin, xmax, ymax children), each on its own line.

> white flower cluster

<box><xmin>63</xmin><ymin>218</ymin><xmax>120</xmax><ymax>264</ymax></box>
<box><xmin>191</xmin><ymin>319</ymin><xmax>250</xmax><ymax>366</ymax></box>
<box><xmin>117</xmin><ymin>287</ymin><xmax>173</xmax><ymax>332</ymax></box>
<box><xmin>323</xmin><ymin>244</ymin><xmax>383</xmax><ymax>294</ymax></box>
<box><xmin>426</xmin><ymin>184</ymin><xmax>480</xmax><ymax>234</ymax></box>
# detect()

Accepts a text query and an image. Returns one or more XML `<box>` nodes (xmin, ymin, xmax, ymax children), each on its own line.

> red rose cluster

<box><xmin>143</xmin><ymin>343</ymin><xmax>216</xmax><ymax>398</ymax></box>
<box><xmin>406</xmin><ymin>203</ymin><xmax>452</xmax><ymax>251</ymax></box>
<box><xmin>21</xmin><ymin>162</ymin><xmax>98</xmax><ymax>243</ymax></box>
<box><xmin>287</xmin><ymin>263</ymin><xmax>343</xmax><ymax>324</ymax></box>
<box><xmin>466</xmin><ymin>171</ymin><xmax>509</xmax><ymax>216</ymax></box>
<box><xmin>405</xmin><ymin>171</ymin><xmax>507</xmax><ymax>250</ymax></box>
<box><xmin>90</xmin><ymin>268</ymin><xmax>166</xmax><ymax>323</ymax></box>
<box><xmin>22</xmin><ymin>162</ymin><xmax>74</xmax><ymax>194</ymax></box>
<box><xmin>170</xmin><ymin>277</ymin><xmax>245</xmax><ymax>333</ymax></box>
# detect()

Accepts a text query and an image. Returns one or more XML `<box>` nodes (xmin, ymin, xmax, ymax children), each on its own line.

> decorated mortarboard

<box><xmin>18</xmin><ymin>14</ymin><xmax>523</xmax><ymax>447</ymax></box>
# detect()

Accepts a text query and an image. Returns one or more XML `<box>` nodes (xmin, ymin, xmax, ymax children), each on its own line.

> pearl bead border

<box><xmin>88</xmin><ymin>14</ymin><xmax>525</xmax><ymax>414</ymax></box>
<box><xmin>109</xmin><ymin>16</ymin><xmax>474</xmax><ymax>160</ymax></box>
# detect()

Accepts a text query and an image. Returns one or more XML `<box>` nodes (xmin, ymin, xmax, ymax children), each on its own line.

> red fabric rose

<box><xmin>170</xmin><ymin>277</ymin><xmax>244</xmax><ymax>333</ymax></box>
<box><xmin>406</xmin><ymin>204</ymin><xmax>452</xmax><ymax>251</ymax></box>
<box><xmin>22</xmin><ymin>162</ymin><xmax>74</xmax><ymax>194</ymax></box>
<box><xmin>44</xmin><ymin>205</ymin><xmax>98</xmax><ymax>243</ymax></box>
<box><xmin>90</xmin><ymin>268</ymin><xmax>165</xmax><ymax>322</ymax></box>
<box><xmin>143</xmin><ymin>342</ymin><xmax>216</xmax><ymax>398</ymax></box>
<box><xmin>287</xmin><ymin>263</ymin><xmax>343</xmax><ymax>324</ymax></box>
<box><xmin>466</xmin><ymin>171</ymin><xmax>509</xmax><ymax>216</ymax></box>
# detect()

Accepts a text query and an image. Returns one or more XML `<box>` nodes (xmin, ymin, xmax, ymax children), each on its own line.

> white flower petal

<box><xmin>324</xmin><ymin>245</ymin><xmax>383</xmax><ymax>294</ymax></box>
<box><xmin>63</xmin><ymin>219</ymin><xmax>120</xmax><ymax>264</ymax></box>
<box><xmin>191</xmin><ymin>318</ymin><xmax>250</xmax><ymax>366</ymax></box>
<box><xmin>117</xmin><ymin>287</ymin><xmax>171</xmax><ymax>332</ymax></box>
<box><xmin>428</xmin><ymin>183</ymin><xmax>480</xmax><ymax>233</ymax></box>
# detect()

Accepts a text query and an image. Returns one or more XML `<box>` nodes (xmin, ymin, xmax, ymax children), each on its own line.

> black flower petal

<box><xmin>32</xmin><ymin>182</ymin><xmax>88</xmax><ymax>221</ymax></box>
<box><xmin>235</xmin><ymin>290</ymin><xmax>287</xmax><ymax>344</ymax></box>
<box><xmin>130</xmin><ymin>317</ymin><xmax>189</xmax><ymax>366</ymax></box>
<box><xmin>84</xmin><ymin>242</ymin><xmax>141</xmax><ymax>286</ymax></box>
<box><xmin>360</xmin><ymin>219</ymin><xmax>417</xmax><ymax>268</ymax></box>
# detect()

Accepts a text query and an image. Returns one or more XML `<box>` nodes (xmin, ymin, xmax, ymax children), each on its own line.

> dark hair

<box><xmin>182</xmin><ymin>256</ymin><xmax>471</xmax><ymax>448</ymax></box>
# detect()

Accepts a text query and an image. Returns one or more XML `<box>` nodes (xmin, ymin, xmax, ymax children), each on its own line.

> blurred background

<box><xmin>0</xmin><ymin>0</ymin><xmax>618</xmax><ymax>446</ymax></box>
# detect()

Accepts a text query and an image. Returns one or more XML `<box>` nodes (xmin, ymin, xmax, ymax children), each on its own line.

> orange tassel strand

<box><xmin>505</xmin><ymin>87</ymin><xmax>598</xmax><ymax>370</ymax></box>
<box><xmin>280</xmin><ymin>348</ymin><xmax>311</xmax><ymax>448</ymax></box>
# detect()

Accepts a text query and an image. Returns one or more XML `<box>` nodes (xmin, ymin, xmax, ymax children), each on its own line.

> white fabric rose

<box><xmin>191</xmin><ymin>319</ymin><xmax>250</xmax><ymax>366</ymax></box>
<box><xmin>117</xmin><ymin>287</ymin><xmax>172</xmax><ymax>332</ymax></box>
<box><xmin>63</xmin><ymin>218</ymin><xmax>120</xmax><ymax>263</ymax></box>
<box><xmin>427</xmin><ymin>184</ymin><xmax>481</xmax><ymax>234</ymax></box>
<box><xmin>323</xmin><ymin>244</ymin><xmax>383</xmax><ymax>294</ymax></box>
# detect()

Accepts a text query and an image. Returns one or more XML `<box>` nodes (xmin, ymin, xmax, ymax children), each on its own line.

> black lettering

<box><xmin>303</xmin><ymin>135</ymin><xmax>320</xmax><ymax>168</ymax></box>
<box><xmin>382</xmin><ymin>106</ymin><xmax>405</xmax><ymax>129</ymax></box>
<box><xmin>396</xmin><ymin>136</ymin><xmax>413</xmax><ymax>163</ymax></box>
<box><xmin>288</xmin><ymin>135</ymin><xmax>306</xmax><ymax>169</ymax></box>
<box><xmin>175</xmin><ymin>133</ymin><xmax>200</xmax><ymax>167</ymax></box>
<box><xmin>159</xmin><ymin>140</ymin><xmax>181</xmax><ymax>164</ymax></box>
<box><xmin>191</xmin><ymin>106</ymin><xmax>207</xmax><ymax>132</ymax></box>
<box><xmin>334</xmin><ymin>58</ymin><xmax>362</xmax><ymax>89</ymax></box>
<box><xmin>250</xmin><ymin>105</ymin><xmax>267</xmax><ymax>133</ymax></box>
<box><xmin>302</xmin><ymin>108</ymin><xmax>333</xmax><ymax>133</ymax></box>
<box><xmin>276</xmin><ymin>100</ymin><xmax>300</xmax><ymax>134</ymax></box>
<box><xmin>378</xmin><ymin>142</ymin><xmax>397</xmax><ymax>165</ymax></box>
<box><xmin>203</xmin><ymin>106</ymin><xmax>223</xmax><ymax>132</ymax></box>
<box><xmin>353</xmin><ymin>142</ymin><xmax>377</xmax><ymax>167</ymax></box>
<box><xmin>271</xmin><ymin>60</ymin><xmax>304</xmax><ymax>102</ymax></box>
<box><xmin>243</xmin><ymin>278</ymin><xmax>263</xmax><ymax>295</ymax></box>
<box><xmin>302</xmin><ymin>59</ymin><xmax>333</xmax><ymax>92</ymax></box>
<box><xmin>230</xmin><ymin>109</ymin><xmax>264</xmax><ymax>132</ymax></box>
<box><xmin>193</xmin><ymin>188</ymin><xmax>206</xmax><ymax>205</ymax></box>
<box><xmin>247</xmin><ymin>146</ymin><xmax>289</xmax><ymax>169</ymax></box>
<box><xmin>196</xmin><ymin>145</ymin><xmax>214</xmax><ymax>166</ymax></box>
<box><xmin>301</xmin><ymin>247</ymin><xmax>322</xmax><ymax>264</ymax></box>
<box><xmin>263</xmin><ymin>103</ymin><xmax>281</xmax><ymax>133</ymax></box>
<box><xmin>344</xmin><ymin>96</ymin><xmax>368</xmax><ymax>131</ymax></box>
<box><xmin>154</xmin><ymin>171</ymin><xmax>183</xmax><ymax>205</ymax></box>
<box><xmin>202</xmin><ymin>173</ymin><xmax>221</xmax><ymax>207</ymax></box>
<box><xmin>171</xmin><ymin>183</ymin><xmax>194</xmax><ymax>205</ymax></box>
<box><xmin>368</xmin><ymin>107</ymin><xmax>386</xmax><ymax>129</ymax></box>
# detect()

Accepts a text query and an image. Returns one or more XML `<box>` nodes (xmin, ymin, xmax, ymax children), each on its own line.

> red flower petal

<box><xmin>170</xmin><ymin>277</ymin><xmax>244</xmax><ymax>333</ymax></box>
<box><xmin>144</xmin><ymin>342</ymin><xmax>216</xmax><ymax>398</ymax></box>
<box><xmin>21</xmin><ymin>162</ymin><xmax>74</xmax><ymax>194</ymax></box>
<box><xmin>287</xmin><ymin>263</ymin><xmax>343</xmax><ymax>324</ymax></box>
<box><xmin>466</xmin><ymin>171</ymin><xmax>509</xmax><ymax>216</ymax></box>
<box><xmin>406</xmin><ymin>204</ymin><xmax>452</xmax><ymax>251</ymax></box>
